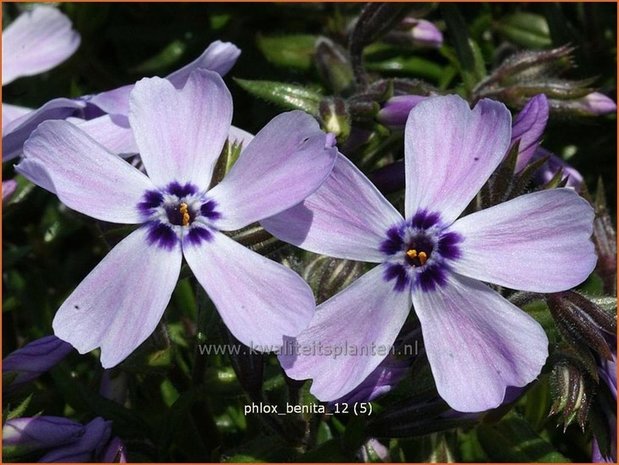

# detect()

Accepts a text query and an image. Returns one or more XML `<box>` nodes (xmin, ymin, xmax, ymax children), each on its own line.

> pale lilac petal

<box><xmin>53</xmin><ymin>227</ymin><xmax>182</xmax><ymax>368</ymax></box>
<box><xmin>377</xmin><ymin>95</ymin><xmax>427</xmax><ymax>128</ymax></box>
<box><xmin>279</xmin><ymin>265</ymin><xmax>411</xmax><ymax>401</ymax></box>
<box><xmin>412</xmin><ymin>273</ymin><xmax>549</xmax><ymax>412</ymax></box>
<box><xmin>209</xmin><ymin>111</ymin><xmax>338</xmax><ymax>231</ymax></box>
<box><xmin>86</xmin><ymin>85</ymin><xmax>133</xmax><ymax>117</ymax></box>
<box><xmin>70</xmin><ymin>115</ymin><xmax>138</xmax><ymax>155</ymax></box>
<box><xmin>183</xmin><ymin>231</ymin><xmax>314</xmax><ymax>349</ymax></box>
<box><xmin>167</xmin><ymin>40</ymin><xmax>241</xmax><ymax>86</ymax></box>
<box><xmin>129</xmin><ymin>69</ymin><xmax>232</xmax><ymax>189</ymax></box>
<box><xmin>2</xmin><ymin>103</ymin><xmax>32</xmax><ymax>130</ymax></box>
<box><xmin>3</xmin><ymin>97</ymin><xmax>85</xmax><ymax>161</ymax></box>
<box><xmin>85</xmin><ymin>41</ymin><xmax>239</xmax><ymax>118</ymax></box>
<box><xmin>512</xmin><ymin>94</ymin><xmax>549</xmax><ymax>171</ymax></box>
<box><xmin>404</xmin><ymin>95</ymin><xmax>512</xmax><ymax>223</ymax></box>
<box><xmin>227</xmin><ymin>125</ymin><xmax>254</xmax><ymax>148</ymax></box>
<box><xmin>2</xmin><ymin>6</ymin><xmax>80</xmax><ymax>85</ymax></box>
<box><xmin>17</xmin><ymin>120</ymin><xmax>155</xmax><ymax>224</ymax></box>
<box><xmin>450</xmin><ymin>189</ymin><xmax>596</xmax><ymax>292</ymax></box>
<box><xmin>262</xmin><ymin>154</ymin><xmax>402</xmax><ymax>262</ymax></box>
<box><xmin>532</xmin><ymin>147</ymin><xmax>584</xmax><ymax>190</ymax></box>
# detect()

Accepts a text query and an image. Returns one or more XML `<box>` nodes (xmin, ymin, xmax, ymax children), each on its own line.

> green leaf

<box><xmin>234</xmin><ymin>79</ymin><xmax>322</xmax><ymax>115</ymax></box>
<box><xmin>6</xmin><ymin>394</ymin><xmax>33</xmax><ymax>421</ymax></box>
<box><xmin>496</xmin><ymin>13</ymin><xmax>552</xmax><ymax>49</ymax></box>
<box><xmin>366</xmin><ymin>56</ymin><xmax>445</xmax><ymax>81</ymax></box>
<box><xmin>477</xmin><ymin>414</ymin><xmax>570</xmax><ymax>462</ymax></box>
<box><xmin>256</xmin><ymin>34</ymin><xmax>317</xmax><ymax>71</ymax></box>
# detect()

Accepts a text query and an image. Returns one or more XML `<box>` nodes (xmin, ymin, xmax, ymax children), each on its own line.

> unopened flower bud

<box><xmin>385</xmin><ymin>18</ymin><xmax>443</xmax><ymax>48</ymax></box>
<box><xmin>2</xmin><ymin>179</ymin><xmax>18</xmax><ymax>203</ymax></box>
<box><xmin>3</xmin><ymin>416</ymin><xmax>84</xmax><ymax>454</ymax></box>
<box><xmin>377</xmin><ymin>95</ymin><xmax>427</xmax><ymax>127</ymax></box>
<box><xmin>3</xmin><ymin>335</ymin><xmax>73</xmax><ymax>393</ymax></box>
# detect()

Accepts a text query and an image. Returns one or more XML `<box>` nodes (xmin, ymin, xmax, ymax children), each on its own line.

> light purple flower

<box><xmin>17</xmin><ymin>69</ymin><xmax>337</xmax><ymax>368</ymax></box>
<box><xmin>511</xmin><ymin>94</ymin><xmax>549</xmax><ymax>172</ymax></box>
<box><xmin>578</xmin><ymin>92</ymin><xmax>617</xmax><ymax>116</ymax></box>
<box><xmin>3</xmin><ymin>40</ymin><xmax>241</xmax><ymax>161</ymax></box>
<box><xmin>407</xmin><ymin>18</ymin><xmax>444</xmax><ymax>48</ymax></box>
<box><xmin>2</xmin><ymin>179</ymin><xmax>18</xmax><ymax>203</ymax></box>
<box><xmin>264</xmin><ymin>95</ymin><xmax>596</xmax><ymax>412</ymax></box>
<box><xmin>2</xmin><ymin>6</ymin><xmax>80</xmax><ymax>85</ymax></box>
<box><xmin>531</xmin><ymin>147</ymin><xmax>584</xmax><ymax>190</ymax></box>
<box><xmin>3</xmin><ymin>335</ymin><xmax>73</xmax><ymax>393</ymax></box>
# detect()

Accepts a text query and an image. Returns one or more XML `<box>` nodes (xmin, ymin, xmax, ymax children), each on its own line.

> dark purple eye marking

<box><xmin>186</xmin><ymin>227</ymin><xmax>213</xmax><ymax>246</ymax></box>
<box><xmin>166</xmin><ymin>181</ymin><xmax>198</xmax><ymax>197</ymax></box>
<box><xmin>200</xmin><ymin>199</ymin><xmax>222</xmax><ymax>221</ymax></box>
<box><xmin>146</xmin><ymin>222</ymin><xmax>178</xmax><ymax>250</ymax></box>
<box><xmin>138</xmin><ymin>190</ymin><xmax>164</xmax><ymax>214</ymax></box>
<box><xmin>380</xmin><ymin>211</ymin><xmax>463</xmax><ymax>293</ymax></box>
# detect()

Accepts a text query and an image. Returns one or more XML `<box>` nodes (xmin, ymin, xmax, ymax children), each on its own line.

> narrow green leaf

<box><xmin>234</xmin><ymin>78</ymin><xmax>322</xmax><ymax>115</ymax></box>
<box><xmin>130</xmin><ymin>40</ymin><xmax>186</xmax><ymax>74</ymax></box>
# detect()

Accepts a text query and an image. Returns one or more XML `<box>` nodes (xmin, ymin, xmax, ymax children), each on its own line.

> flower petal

<box><xmin>262</xmin><ymin>154</ymin><xmax>403</xmax><ymax>262</ymax></box>
<box><xmin>52</xmin><ymin>227</ymin><xmax>182</xmax><ymax>368</ymax></box>
<box><xmin>71</xmin><ymin>115</ymin><xmax>138</xmax><ymax>155</ymax></box>
<box><xmin>3</xmin><ymin>97</ymin><xmax>85</xmax><ymax>161</ymax></box>
<box><xmin>2</xmin><ymin>103</ymin><xmax>32</xmax><ymax>131</ymax></box>
<box><xmin>183</xmin><ymin>231</ymin><xmax>315</xmax><ymax>349</ymax></box>
<box><xmin>450</xmin><ymin>188</ymin><xmax>596</xmax><ymax>292</ymax></box>
<box><xmin>86</xmin><ymin>41</ymin><xmax>240</xmax><ymax>117</ymax></box>
<box><xmin>512</xmin><ymin>94</ymin><xmax>549</xmax><ymax>171</ymax></box>
<box><xmin>279</xmin><ymin>265</ymin><xmax>411</xmax><ymax>401</ymax></box>
<box><xmin>412</xmin><ymin>273</ymin><xmax>548</xmax><ymax>412</ymax></box>
<box><xmin>404</xmin><ymin>95</ymin><xmax>512</xmax><ymax>223</ymax></box>
<box><xmin>129</xmin><ymin>69</ymin><xmax>232</xmax><ymax>190</ymax></box>
<box><xmin>209</xmin><ymin>111</ymin><xmax>338</xmax><ymax>231</ymax></box>
<box><xmin>2</xmin><ymin>6</ymin><xmax>80</xmax><ymax>85</ymax></box>
<box><xmin>17</xmin><ymin>120</ymin><xmax>155</xmax><ymax>224</ymax></box>
<box><xmin>167</xmin><ymin>40</ymin><xmax>241</xmax><ymax>86</ymax></box>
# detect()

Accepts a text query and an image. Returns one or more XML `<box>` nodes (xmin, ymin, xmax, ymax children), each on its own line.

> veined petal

<box><xmin>183</xmin><ymin>231</ymin><xmax>315</xmax><ymax>349</ymax></box>
<box><xmin>2</xmin><ymin>6</ymin><xmax>80</xmax><ymax>85</ymax></box>
<box><xmin>167</xmin><ymin>40</ymin><xmax>241</xmax><ymax>86</ymax></box>
<box><xmin>71</xmin><ymin>115</ymin><xmax>138</xmax><ymax>155</ymax></box>
<box><xmin>2</xmin><ymin>103</ymin><xmax>32</xmax><ymax>131</ymax></box>
<box><xmin>262</xmin><ymin>154</ymin><xmax>403</xmax><ymax>262</ymax></box>
<box><xmin>512</xmin><ymin>94</ymin><xmax>549</xmax><ymax>171</ymax></box>
<box><xmin>404</xmin><ymin>95</ymin><xmax>512</xmax><ymax>224</ymax></box>
<box><xmin>279</xmin><ymin>265</ymin><xmax>411</xmax><ymax>401</ymax></box>
<box><xmin>129</xmin><ymin>69</ymin><xmax>232</xmax><ymax>190</ymax></box>
<box><xmin>17</xmin><ymin>120</ymin><xmax>155</xmax><ymax>224</ymax></box>
<box><xmin>53</xmin><ymin>227</ymin><xmax>182</xmax><ymax>368</ymax></box>
<box><xmin>209</xmin><ymin>111</ymin><xmax>338</xmax><ymax>231</ymax></box>
<box><xmin>412</xmin><ymin>273</ymin><xmax>548</xmax><ymax>412</ymax></box>
<box><xmin>3</xmin><ymin>97</ymin><xmax>85</xmax><ymax>161</ymax></box>
<box><xmin>86</xmin><ymin>85</ymin><xmax>133</xmax><ymax>117</ymax></box>
<box><xmin>450</xmin><ymin>189</ymin><xmax>596</xmax><ymax>292</ymax></box>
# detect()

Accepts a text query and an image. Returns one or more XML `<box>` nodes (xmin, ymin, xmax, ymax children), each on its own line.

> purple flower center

<box><xmin>380</xmin><ymin>209</ymin><xmax>463</xmax><ymax>292</ymax></box>
<box><xmin>137</xmin><ymin>181</ymin><xmax>222</xmax><ymax>249</ymax></box>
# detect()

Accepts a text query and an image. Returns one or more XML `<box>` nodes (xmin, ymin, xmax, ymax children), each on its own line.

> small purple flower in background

<box><xmin>3</xmin><ymin>40</ymin><xmax>240</xmax><ymax>161</ymax></box>
<box><xmin>3</xmin><ymin>416</ymin><xmax>125</xmax><ymax>462</ymax></box>
<box><xmin>17</xmin><ymin>69</ymin><xmax>337</xmax><ymax>368</ymax></box>
<box><xmin>264</xmin><ymin>95</ymin><xmax>596</xmax><ymax>412</ymax></box>
<box><xmin>2</xmin><ymin>179</ymin><xmax>18</xmax><ymax>203</ymax></box>
<box><xmin>377</xmin><ymin>95</ymin><xmax>428</xmax><ymax>128</ymax></box>
<box><xmin>3</xmin><ymin>335</ymin><xmax>73</xmax><ymax>393</ymax></box>
<box><xmin>385</xmin><ymin>16</ymin><xmax>443</xmax><ymax>49</ymax></box>
<box><xmin>2</xmin><ymin>5</ymin><xmax>80</xmax><ymax>147</ymax></box>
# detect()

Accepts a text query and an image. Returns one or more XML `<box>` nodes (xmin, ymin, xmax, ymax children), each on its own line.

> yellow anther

<box><xmin>406</xmin><ymin>249</ymin><xmax>418</xmax><ymax>259</ymax></box>
<box><xmin>418</xmin><ymin>251</ymin><xmax>428</xmax><ymax>265</ymax></box>
<box><xmin>179</xmin><ymin>202</ymin><xmax>190</xmax><ymax>226</ymax></box>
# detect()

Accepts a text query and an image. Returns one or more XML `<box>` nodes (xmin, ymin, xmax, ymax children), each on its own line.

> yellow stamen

<box><xmin>418</xmin><ymin>251</ymin><xmax>428</xmax><ymax>265</ymax></box>
<box><xmin>406</xmin><ymin>249</ymin><xmax>417</xmax><ymax>259</ymax></box>
<box><xmin>179</xmin><ymin>202</ymin><xmax>190</xmax><ymax>226</ymax></box>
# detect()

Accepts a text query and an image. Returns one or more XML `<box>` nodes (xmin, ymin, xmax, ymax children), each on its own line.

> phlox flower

<box><xmin>263</xmin><ymin>95</ymin><xmax>596</xmax><ymax>412</ymax></box>
<box><xmin>17</xmin><ymin>69</ymin><xmax>337</xmax><ymax>367</ymax></box>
